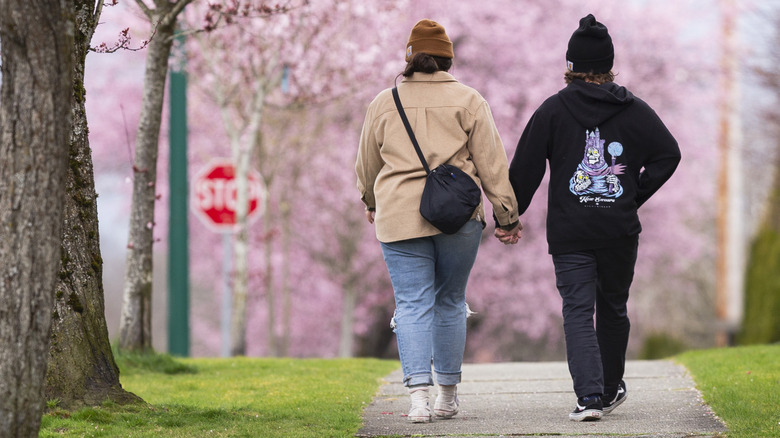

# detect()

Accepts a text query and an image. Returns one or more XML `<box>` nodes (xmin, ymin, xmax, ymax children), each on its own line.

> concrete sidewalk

<box><xmin>358</xmin><ymin>360</ymin><xmax>727</xmax><ymax>437</ymax></box>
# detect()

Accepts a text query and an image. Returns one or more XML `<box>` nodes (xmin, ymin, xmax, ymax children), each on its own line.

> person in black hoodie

<box><xmin>498</xmin><ymin>14</ymin><xmax>681</xmax><ymax>421</ymax></box>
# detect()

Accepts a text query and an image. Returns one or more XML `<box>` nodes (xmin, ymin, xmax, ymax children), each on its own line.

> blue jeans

<box><xmin>552</xmin><ymin>238</ymin><xmax>638</xmax><ymax>398</ymax></box>
<box><xmin>381</xmin><ymin>220</ymin><xmax>482</xmax><ymax>387</ymax></box>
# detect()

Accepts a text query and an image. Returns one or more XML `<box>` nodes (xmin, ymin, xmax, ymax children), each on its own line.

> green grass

<box><xmin>676</xmin><ymin>344</ymin><xmax>780</xmax><ymax>438</ymax></box>
<box><xmin>39</xmin><ymin>344</ymin><xmax>780</xmax><ymax>437</ymax></box>
<box><xmin>40</xmin><ymin>354</ymin><xmax>399</xmax><ymax>438</ymax></box>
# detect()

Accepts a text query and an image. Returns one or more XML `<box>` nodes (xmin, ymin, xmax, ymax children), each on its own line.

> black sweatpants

<box><xmin>552</xmin><ymin>238</ymin><xmax>638</xmax><ymax>399</ymax></box>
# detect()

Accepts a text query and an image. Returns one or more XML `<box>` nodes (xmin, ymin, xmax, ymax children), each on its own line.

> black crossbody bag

<box><xmin>392</xmin><ymin>87</ymin><xmax>481</xmax><ymax>234</ymax></box>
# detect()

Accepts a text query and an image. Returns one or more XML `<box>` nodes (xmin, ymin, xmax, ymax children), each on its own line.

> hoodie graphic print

<box><xmin>569</xmin><ymin>128</ymin><xmax>626</xmax><ymax>207</ymax></box>
<box><xmin>508</xmin><ymin>79</ymin><xmax>681</xmax><ymax>254</ymax></box>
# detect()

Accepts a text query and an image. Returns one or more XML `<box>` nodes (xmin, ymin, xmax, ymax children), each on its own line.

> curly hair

<box><xmin>564</xmin><ymin>70</ymin><xmax>616</xmax><ymax>84</ymax></box>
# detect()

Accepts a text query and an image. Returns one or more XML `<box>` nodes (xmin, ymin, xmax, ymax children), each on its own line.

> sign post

<box><xmin>191</xmin><ymin>159</ymin><xmax>264</xmax><ymax>356</ymax></box>
<box><xmin>219</xmin><ymin>232</ymin><xmax>231</xmax><ymax>358</ymax></box>
<box><xmin>168</xmin><ymin>34</ymin><xmax>189</xmax><ymax>357</ymax></box>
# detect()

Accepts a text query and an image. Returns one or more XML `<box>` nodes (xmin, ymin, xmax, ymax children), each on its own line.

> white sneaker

<box><xmin>407</xmin><ymin>386</ymin><xmax>432</xmax><ymax>423</ymax></box>
<box><xmin>434</xmin><ymin>385</ymin><xmax>459</xmax><ymax>419</ymax></box>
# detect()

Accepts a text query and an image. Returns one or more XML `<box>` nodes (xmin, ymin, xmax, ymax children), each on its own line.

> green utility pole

<box><xmin>168</xmin><ymin>33</ymin><xmax>189</xmax><ymax>356</ymax></box>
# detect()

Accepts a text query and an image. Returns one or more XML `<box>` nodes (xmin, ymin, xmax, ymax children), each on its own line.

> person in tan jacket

<box><xmin>355</xmin><ymin>19</ymin><xmax>522</xmax><ymax>423</ymax></box>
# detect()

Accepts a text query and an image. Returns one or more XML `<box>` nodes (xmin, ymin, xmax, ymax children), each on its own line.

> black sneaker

<box><xmin>603</xmin><ymin>380</ymin><xmax>627</xmax><ymax>414</ymax></box>
<box><xmin>569</xmin><ymin>395</ymin><xmax>603</xmax><ymax>421</ymax></box>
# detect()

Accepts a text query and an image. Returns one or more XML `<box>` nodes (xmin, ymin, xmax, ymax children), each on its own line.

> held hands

<box><xmin>365</xmin><ymin>208</ymin><xmax>523</xmax><ymax>247</ymax></box>
<box><xmin>494</xmin><ymin>222</ymin><xmax>522</xmax><ymax>245</ymax></box>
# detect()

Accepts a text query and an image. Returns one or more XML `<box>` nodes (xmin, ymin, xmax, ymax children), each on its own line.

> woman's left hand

<box><xmin>365</xmin><ymin>209</ymin><xmax>375</xmax><ymax>224</ymax></box>
<box><xmin>494</xmin><ymin>225</ymin><xmax>521</xmax><ymax>245</ymax></box>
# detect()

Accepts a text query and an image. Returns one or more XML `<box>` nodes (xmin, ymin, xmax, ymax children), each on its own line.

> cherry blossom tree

<box><xmin>119</xmin><ymin>0</ymin><xmax>196</xmax><ymax>352</ymax></box>
<box><xmin>86</xmin><ymin>0</ymin><xmax>722</xmax><ymax>359</ymax></box>
<box><xmin>183</xmin><ymin>2</ymin><xmax>293</xmax><ymax>356</ymax></box>
<box><xmin>310</xmin><ymin>0</ymin><xmax>720</xmax><ymax>359</ymax></box>
<box><xmin>193</xmin><ymin>0</ymin><xmax>717</xmax><ymax>358</ymax></box>
<box><xmin>118</xmin><ymin>0</ymin><xmax>290</xmax><ymax>353</ymax></box>
<box><xmin>183</xmin><ymin>0</ymin><xmax>404</xmax><ymax>356</ymax></box>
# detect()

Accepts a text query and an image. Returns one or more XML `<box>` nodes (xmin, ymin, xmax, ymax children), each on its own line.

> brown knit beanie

<box><xmin>405</xmin><ymin>19</ymin><xmax>454</xmax><ymax>62</ymax></box>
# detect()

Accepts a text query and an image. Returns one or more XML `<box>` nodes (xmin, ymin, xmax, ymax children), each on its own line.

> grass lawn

<box><xmin>39</xmin><ymin>344</ymin><xmax>780</xmax><ymax>437</ymax></box>
<box><xmin>40</xmin><ymin>354</ymin><xmax>399</xmax><ymax>437</ymax></box>
<box><xmin>676</xmin><ymin>344</ymin><xmax>780</xmax><ymax>438</ymax></box>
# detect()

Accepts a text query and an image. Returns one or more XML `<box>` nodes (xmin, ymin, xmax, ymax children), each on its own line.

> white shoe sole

<box><xmin>569</xmin><ymin>409</ymin><xmax>602</xmax><ymax>421</ymax></box>
<box><xmin>434</xmin><ymin>408</ymin><xmax>458</xmax><ymax>419</ymax></box>
<box><xmin>408</xmin><ymin>414</ymin><xmax>431</xmax><ymax>423</ymax></box>
<box><xmin>408</xmin><ymin>407</ymin><xmax>432</xmax><ymax>423</ymax></box>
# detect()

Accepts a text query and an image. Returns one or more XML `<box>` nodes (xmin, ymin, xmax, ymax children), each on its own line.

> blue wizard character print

<box><xmin>569</xmin><ymin>128</ymin><xmax>625</xmax><ymax>198</ymax></box>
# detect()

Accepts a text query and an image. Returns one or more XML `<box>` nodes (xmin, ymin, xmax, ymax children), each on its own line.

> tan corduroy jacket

<box><xmin>356</xmin><ymin>72</ymin><xmax>519</xmax><ymax>243</ymax></box>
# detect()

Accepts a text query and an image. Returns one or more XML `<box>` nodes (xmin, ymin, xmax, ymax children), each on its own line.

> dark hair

<box><xmin>564</xmin><ymin>70</ymin><xmax>616</xmax><ymax>84</ymax></box>
<box><xmin>401</xmin><ymin>53</ymin><xmax>452</xmax><ymax>77</ymax></box>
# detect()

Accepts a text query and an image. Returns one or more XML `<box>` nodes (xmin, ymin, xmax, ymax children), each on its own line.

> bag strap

<box><xmin>392</xmin><ymin>87</ymin><xmax>431</xmax><ymax>175</ymax></box>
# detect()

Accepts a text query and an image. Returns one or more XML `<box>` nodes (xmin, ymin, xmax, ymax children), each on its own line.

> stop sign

<box><xmin>191</xmin><ymin>159</ymin><xmax>265</xmax><ymax>232</ymax></box>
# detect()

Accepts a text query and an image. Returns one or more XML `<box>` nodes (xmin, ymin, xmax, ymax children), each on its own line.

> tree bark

<box><xmin>45</xmin><ymin>0</ymin><xmax>143</xmax><ymax>409</ymax></box>
<box><xmin>120</xmin><ymin>0</ymin><xmax>193</xmax><ymax>351</ymax></box>
<box><xmin>339</xmin><ymin>282</ymin><xmax>357</xmax><ymax>358</ymax></box>
<box><xmin>280</xmin><ymin>201</ymin><xmax>292</xmax><ymax>356</ymax></box>
<box><xmin>262</xmin><ymin>191</ymin><xmax>278</xmax><ymax>356</ymax></box>
<box><xmin>335</xmin><ymin>218</ymin><xmax>360</xmax><ymax>358</ymax></box>
<box><xmin>229</xmin><ymin>146</ymin><xmax>252</xmax><ymax>356</ymax></box>
<box><xmin>229</xmin><ymin>87</ymin><xmax>265</xmax><ymax>357</ymax></box>
<box><xmin>0</xmin><ymin>1</ymin><xmax>74</xmax><ymax>435</ymax></box>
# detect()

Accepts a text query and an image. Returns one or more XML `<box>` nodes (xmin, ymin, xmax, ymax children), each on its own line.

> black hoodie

<box><xmin>509</xmin><ymin>79</ymin><xmax>680</xmax><ymax>254</ymax></box>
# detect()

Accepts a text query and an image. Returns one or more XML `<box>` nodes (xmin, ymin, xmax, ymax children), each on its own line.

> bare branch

<box><xmin>86</xmin><ymin>0</ymin><xmax>105</xmax><ymax>44</ymax></box>
<box><xmin>134</xmin><ymin>0</ymin><xmax>153</xmax><ymax>19</ymax></box>
<box><xmin>168</xmin><ymin>0</ymin><xmax>196</xmax><ymax>23</ymax></box>
<box><xmin>91</xmin><ymin>26</ymin><xmax>154</xmax><ymax>53</ymax></box>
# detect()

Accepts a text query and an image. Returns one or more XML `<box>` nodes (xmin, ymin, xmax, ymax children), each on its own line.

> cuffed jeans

<box><xmin>381</xmin><ymin>220</ymin><xmax>482</xmax><ymax>387</ymax></box>
<box><xmin>552</xmin><ymin>238</ymin><xmax>638</xmax><ymax>398</ymax></box>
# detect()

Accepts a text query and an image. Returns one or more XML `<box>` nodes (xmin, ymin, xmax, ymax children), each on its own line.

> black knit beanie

<box><xmin>566</xmin><ymin>14</ymin><xmax>614</xmax><ymax>74</ymax></box>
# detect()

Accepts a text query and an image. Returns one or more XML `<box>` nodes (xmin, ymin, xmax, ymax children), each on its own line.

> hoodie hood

<box><xmin>558</xmin><ymin>79</ymin><xmax>635</xmax><ymax>128</ymax></box>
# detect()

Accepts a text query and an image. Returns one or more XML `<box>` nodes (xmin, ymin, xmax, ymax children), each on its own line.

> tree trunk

<box><xmin>229</xmin><ymin>139</ymin><xmax>252</xmax><ymax>356</ymax></box>
<box><xmin>263</xmin><ymin>193</ymin><xmax>278</xmax><ymax>356</ymax></box>
<box><xmin>119</xmin><ymin>8</ymin><xmax>177</xmax><ymax>352</ymax></box>
<box><xmin>45</xmin><ymin>0</ymin><xmax>143</xmax><ymax>409</ymax></box>
<box><xmin>334</xmin><ymin>211</ymin><xmax>362</xmax><ymax>358</ymax></box>
<box><xmin>0</xmin><ymin>2</ymin><xmax>74</xmax><ymax>435</ymax></box>
<box><xmin>223</xmin><ymin>81</ymin><xmax>267</xmax><ymax>357</ymax></box>
<box><xmin>218</xmin><ymin>125</ymin><xmax>252</xmax><ymax>357</ymax></box>
<box><xmin>280</xmin><ymin>201</ymin><xmax>292</xmax><ymax>356</ymax></box>
<box><xmin>339</xmin><ymin>281</ymin><xmax>357</xmax><ymax>358</ymax></box>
